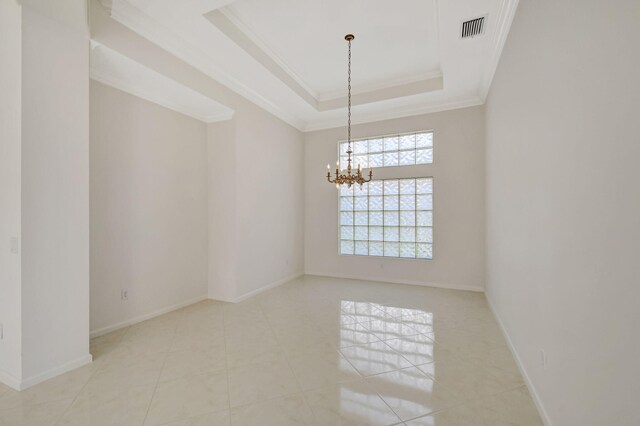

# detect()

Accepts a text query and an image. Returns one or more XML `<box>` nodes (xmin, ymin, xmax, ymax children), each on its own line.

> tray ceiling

<box><xmin>94</xmin><ymin>0</ymin><xmax>519</xmax><ymax>131</ymax></box>
<box><xmin>220</xmin><ymin>0</ymin><xmax>441</xmax><ymax>96</ymax></box>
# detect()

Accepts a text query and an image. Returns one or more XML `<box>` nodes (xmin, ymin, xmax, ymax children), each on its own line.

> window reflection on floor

<box><xmin>337</xmin><ymin>300</ymin><xmax>449</xmax><ymax>422</ymax></box>
<box><xmin>62</xmin><ymin>277</ymin><xmax>542</xmax><ymax>426</ymax></box>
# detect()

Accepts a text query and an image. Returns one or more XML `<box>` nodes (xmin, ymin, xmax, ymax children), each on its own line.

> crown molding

<box><xmin>304</xmin><ymin>96</ymin><xmax>484</xmax><ymax>132</ymax></box>
<box><xmin>317</xmin><ymin>74</ymin><xmax>444</xmax><ymax>111</ymax></box>
<box><xmin>200</xmin><ymin>0</ymin><xmax>236</xmax><ymax>15</ymax></box>
<box><xmin>479</xmin><ymin>0</ymin><xmax>520</xmax><ymax>100</ymax></box>
<box><xmin>90</xmin><ymin>39</ymin><xmax>235</xmax><ymax>123</ymax></box>
<box><xmin>90</xmin><ymin>69</ymin><xmax>234</xmax><ymax>123</ymax></box>
<box><xmin>95</xmin><ymin>0</ymin><xmax>516</xmax><ymax>133</ymax></box>
<box><xmin>217</xmin><ymin>6</ymin><xmax>319</xmax><ymax>99</ymax></box>
<box><xmin>202</xmin><ymin>110</ymin><xmax>236</xmax><ymax>123</ymax></box>
<box><xmin>207</xmin><ymin>6</ymin><xmax>446</xmax><ymax>112</ymax></box>
<box><xmin>99</xmin><ymin>0</ymin><xmax>304</xmax><ymax>130</ymax></box>
<box><xmin>317</xmin><ymin>69</ymin><xmax>443</xmax><ymax>102</ymax></box>
<box><xmin>204</xmin><ymin>9</ymin><xmax>318</xmax><ymax>109</ymax></box>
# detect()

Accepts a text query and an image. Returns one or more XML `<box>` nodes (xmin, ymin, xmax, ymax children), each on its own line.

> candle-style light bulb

<box><xmin>327</xmin><ymin>163</ymin><xmax>330</xmax><ymax>170</ymax></box>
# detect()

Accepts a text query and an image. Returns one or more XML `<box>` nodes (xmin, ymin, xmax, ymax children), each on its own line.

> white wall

<box><xmin>90</xmin><ymin>80</ymin><xmax>209</xmax><ymax>334</ymax></box>
<box><xmin>206</xmin><ymin>101</ymin><xmax>305</xmax><ymax>302</ymax></box>
<box><xmin>20</xmin><ymin>4</ymin><xmax>91</xmax><ymax>384</ymax></box>
<box><xmin>485</xmin><ymin>0</ymin><xmax>640</xmax><ymax>424</ymax></box>
<box><xmin>0</xmin><ymin>0</ymin><xmax>23</xmax><ymax>387</ymax></box>
<box><xmin>305</xmin><ymin>107</ymin><xmax>485</xmax><ymax>290</ymax></box>
<box><xmin>234</xmin><ymin>101</ymin><xmax>305</xmax><ymax>298</ymax></box>
<box><xmin>207</xmin><ymin>120</ymin><xmax>237</xmax><ymax>302</ymax></box>
<box><xmin>91</xmin><ymin>2</ymin><xmax>306</xmax><ymax>303</ymax></box>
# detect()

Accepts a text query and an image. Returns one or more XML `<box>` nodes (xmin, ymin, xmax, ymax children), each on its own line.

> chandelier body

<box><xmin>327</xmin><ymin>34</ymin><xmax>372</xmax><ymax>189</ymax></box>
<box><xmin>327</xmin><ymin>156</ymin><xmax>373</xmax><ymax>189</ymax></box>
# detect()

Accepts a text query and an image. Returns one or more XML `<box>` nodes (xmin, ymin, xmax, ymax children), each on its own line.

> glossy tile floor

<box><xmin>0</xmin><ymin>276</ymin><xmax>543</xmax><ymax>425</ymax></box>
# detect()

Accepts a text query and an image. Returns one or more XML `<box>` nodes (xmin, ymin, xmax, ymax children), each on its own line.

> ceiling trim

<box><xmin>199</xmin><ymin>0</ymin><xmax>236</xmax><ymax>15</ymax></box>
<box><xmin>95</xmin><ymin>0</ymin><xmax>519</xmax><ymax>133</ymax></box>
<box><xmin>304</xmin><ymin>96</ymin><xmax>484</xmax><ymax>132</ymax></box>
<box><xmin>90</xmin><ymin>71</ymin><xmax>234</xmax><ymax>123</ymax></box>
<box><xmin>99</xmin><ymin>0</ymin><xmax>305</xmax><ymax>130</ymax></box>
<box><xmin>317</xmin><ymin>74</ymin><xmax>444</xmax><ymax>111</ymax></box>
<box><xmin>202</xmin><ymin>110</ymin><xmax>237</xmax><ymax>123</ymax></box>
<box><xmin>207</xmin><ymin>5</ymin><xmax>445</xmax><ymax>111</ymax></box>
<box><xmin>479</xmin><ymin>0</ymin><xmax>520</xmax><ymax>100</ymax></box>
<box><xmin>205</xmin><ymin>9</ymin><xmax>319</xmax><ymax>108</ymax></box>
<box><xmin>214</xmin><ymin>6</ymin><xmax>319</xmax><ymax>99</ymax></box>
<box><xmin>317</xmin><ymin>69</ymin><xmax>443</xmax><ymax>102</ymax></box>
<box><xmin>89</xmin><ymin>42</ymin><xmax>236</xmax><ymax>123</ymax></box>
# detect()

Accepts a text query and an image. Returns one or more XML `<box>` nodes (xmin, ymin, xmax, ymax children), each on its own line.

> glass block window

<box><xmin>339</xmin><ymin>131</ymin><xmax>433</xmax><ymax>170</ymax></box>
<box><xmin>339</xmin><ymin>178</ymin><xmax>433</xmax><ymax>259</ymax></box>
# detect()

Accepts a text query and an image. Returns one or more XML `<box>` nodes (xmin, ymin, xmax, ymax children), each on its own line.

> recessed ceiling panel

<box><xmin>224</xmin><ymin>0</ymin><xmax>441</xmax><ymax>96</ymax></box>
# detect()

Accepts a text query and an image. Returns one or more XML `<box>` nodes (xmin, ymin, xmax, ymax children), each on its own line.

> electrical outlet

<box><xmin>121</xmin><ymin>290</ymin><xmax>128</xmax><ymax>301</ymax></box>
<box><xmin>540</xmin><ymin>349</ymin><xmax>548</xmax><ymax>370</ymax></box>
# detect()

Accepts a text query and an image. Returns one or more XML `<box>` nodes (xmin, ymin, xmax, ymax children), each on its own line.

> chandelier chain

<box><xmin>348</xmin><ymin>37</ymin><xmax>352</xmax><ymax>149</ymax></box>
<box><xmin>326</xmin><ymin>34</ymin><xmax>372</xmax><ymax>188</ymax></box>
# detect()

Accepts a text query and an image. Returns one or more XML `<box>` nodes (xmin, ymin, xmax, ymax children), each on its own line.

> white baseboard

<box><xmin>0</xmin><ymin>370</ymin><xmax>21</xmax><ymax>391</ymax></box>
<box><xmin>208</xmin><ymin>272</ymin><xmax>305</xmax><ymax>303</ymax></box>
<box><xmin>485</xmin><ymin>294</ymin><xmax>552</xmax><ymax>426</ymax></box>
<box><xmin>305</xmin><ymin>271</ymin><xmax>484</xmax><ymax>293</ymax></box>
<box><xmin>90</xmin><ymin>294</ymin><xmax>208</xmax><ymax>339</ymax></box>
<box><xmin>230</xmin><ymin>272</ymin><xmax>304</xmax><ymax>303</ymax></box>
<box><xmin>18</xmin><ymin>354</ymin><xmax>93</xmax><ymax>391</ymax></box>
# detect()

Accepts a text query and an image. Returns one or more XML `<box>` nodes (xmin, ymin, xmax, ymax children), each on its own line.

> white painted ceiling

<box><xmin>94</xmin><ymin>0</ymin><xmax>518</xmax><ymax>131</ymax></box>
<box><xmin>224</xmin><ymin>0</ymin><xmax>441</xmax><ymax>96</ymax></box>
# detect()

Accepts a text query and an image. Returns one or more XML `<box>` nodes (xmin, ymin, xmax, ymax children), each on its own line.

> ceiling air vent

<box><xmin>461</xmin><ymin>16</ymin><xmax>485</xmax><ymax>38</ymax></box>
